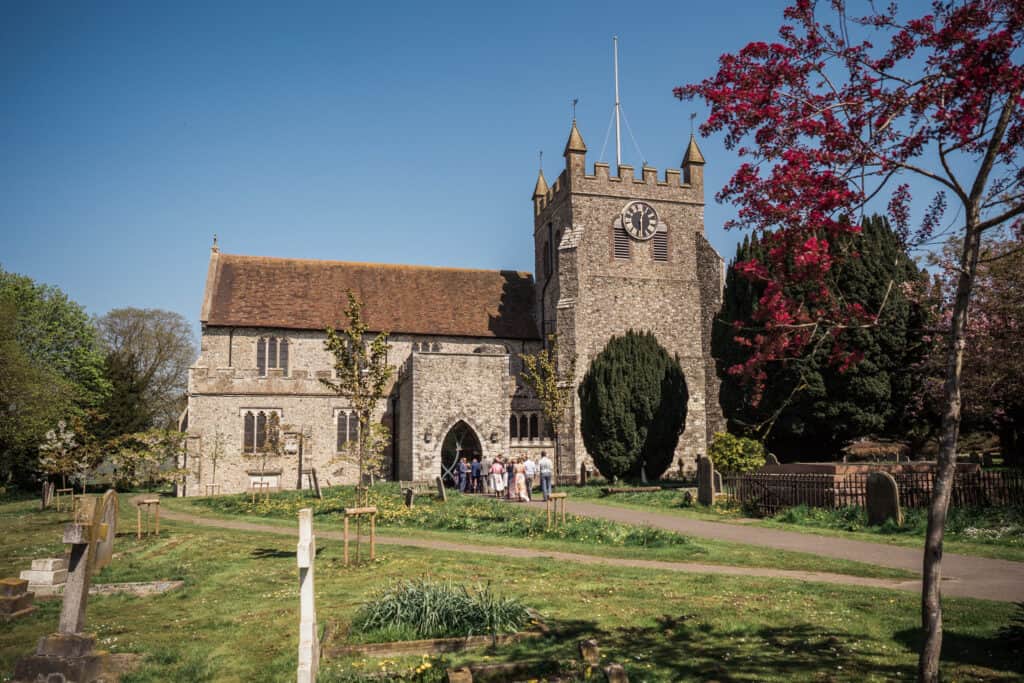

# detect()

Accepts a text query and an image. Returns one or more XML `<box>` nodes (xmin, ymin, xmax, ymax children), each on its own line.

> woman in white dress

<box><xmin>490</xmin><ymin>457</ymin><xmax>506</xmax><ymax>498</ymax></box>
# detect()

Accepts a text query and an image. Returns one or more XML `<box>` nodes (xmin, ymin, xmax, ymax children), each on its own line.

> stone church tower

<box><xmin>531</xmin><ymin>121</ymin><xmax>725</xmax><ymax>476</ymax></box>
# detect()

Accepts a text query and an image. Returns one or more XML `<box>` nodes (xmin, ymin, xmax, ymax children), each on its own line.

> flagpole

<box><xmin>613</xmin><ymin>36</ymin><xmax>622</xmax><ymax>169</ymax></box>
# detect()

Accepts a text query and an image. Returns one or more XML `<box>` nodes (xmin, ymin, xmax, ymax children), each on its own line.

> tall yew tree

<box><xmin>715</xmin><ymin>215</ymin><xmax>929</xmax><ymax>457</ymax></box>
<box><xmin>677</xmin><ymin>2</ymin><xmax>1024</xmax><ymax>679</ymax></box>
<box><xmin>578</xmin><ymin>331</ymin><xmax>688</xmax><ymax>481</ymax></box>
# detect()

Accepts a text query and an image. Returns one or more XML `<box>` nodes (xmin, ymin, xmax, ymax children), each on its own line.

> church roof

<box><xmin>201</xmin><ymin>252</ymin><xmax>540</xmax><ymax>340</ymax></box>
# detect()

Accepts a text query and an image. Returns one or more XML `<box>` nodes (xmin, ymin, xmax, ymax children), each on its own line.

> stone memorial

<box><xmin>603</xmin><ymin>662</ymin><xmax>630</xmax><ymax>682</ymax></box>
<box><xmin>765</xmin><ymin>452</ymin><xmax>780</xmax><ymax>466</ymax></box>
<box><xmin>41</xmin><ymin>482</ymin><xmax>55</xmax><ymax>511</ymax></box>
<box><xmin>866</xmin><ymin>472</ymin><xmax>902</xmax><ymax>526</ymax></box>
<box><xmin>435</xmin><ymin>475</ymin><xmax>447</xmax><ymax>502</ymax></box>
<box><xmin>14</xmin><ymin>491</ymin><xmax>125</xmax><ymax>683</ymax></box>
<box><xmin>713</xmin><ymin>470</ymin><xmax>723</xmax><ymax>494</ymax></box>
<box><xmin>697</xmin><ymin>457</ymin><xmax>715</xmax><ymax>506</ymax></box>
<box><xmin>20</xmin><ymin>558</ymin><xmax>68</xmax><ymax>597</ymax></box>
<box><xmin>578</xmin><ymin>639</ymin><xmax>601</xmax><ymax>666</ymax></box>
<box><xmin>296</xmin><ymin>508</ymin><xmax>319</xmax><ymax>683</ymax></box>
<box><xmin>0</xmin><ymin>578</ymin><xmax>36</xmax><ymax>622</ymax></box>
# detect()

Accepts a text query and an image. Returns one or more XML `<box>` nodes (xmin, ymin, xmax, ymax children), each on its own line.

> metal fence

<box><xmin>725</xmin><ymin>469</ymin><xmax>1024</xmax><ymax>517</ymax></box>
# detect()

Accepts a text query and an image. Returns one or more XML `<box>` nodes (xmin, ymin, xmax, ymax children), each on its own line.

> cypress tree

<box><xmin>578</xmin><ymin>330</ymin><xmax>688</xmax><ymax>480</ymax></box>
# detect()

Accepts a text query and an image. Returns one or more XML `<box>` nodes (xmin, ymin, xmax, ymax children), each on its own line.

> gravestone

<box><xmin>578</xmin><ymin>639</ymin><xmax>600</xmax><ymax>666</ymax></box>
<box><xmin>603</xmin><ymin>663</ymin><xmax>630</xmax><ymax>682</ymax></box>
<box><xmin>14</xmin><ymin>491</ymin><xmax>125</xmax><ymax>682</ymax></box>
<box><xmin>765</xmin><ymin>452</ymin><xmax>780</xmax><ymax>466</ymax></box>
<box><xmin>92</xmin><ymin>490</ymin><xmax>118</xmax><ymax>572</ymax></box>
<box><xmin>435</xmin><ymin>475</ymin><xmax>447</xmax><ymax>502</ymax></box>
<box><xmin>580</xmin><ymin>462</ymin><xmax>589</xmax><ymax>486</ymax></box>
<box><xmin>866</xmin><ymin>472</ymin><xmax>902</xmax><ymax>526</ymax></box>
<box><xmin>296</xmin><ymin>509</ymin><xmax>319</xmax><ymax>683</ymax></box>
<box><xmin>713</xmin><ymin>470</ymin><xmax>723</xmax><ymax>494</ymax></box>
<box><xmin>697</xmin><ymin>457</ymin><xmax>715</xmax><ymax>506</ymax></box>
<box><xmin>404</xmin><ymin>487</ymin><xmax>416</xmax><ymax>508</ymax></box>
<box><xmin>20</xmin><ymin>558</ymin><xmax>68</xmax><ymax>597</ymax></box>
<box><xmin>40</xmin><ymin>482</ymin><xmax>55</xmax><ymax>510</ymax></box>
<box><xmin>0</xmin><ymin>578</ymin><xmax>36</xmax><ymax>622</ymax></box>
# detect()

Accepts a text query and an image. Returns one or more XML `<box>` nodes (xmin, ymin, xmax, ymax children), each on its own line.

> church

<box><xmin>180</xmin><ymin>121</ymin><xmax>725</xmax><ymax>495</ymax></box>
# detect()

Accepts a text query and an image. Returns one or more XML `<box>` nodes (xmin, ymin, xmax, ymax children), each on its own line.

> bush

<box><xmin>578</xmin><ymin>330</ymin><xmax>688</xmax><ymax>480</ymax></box>
<box><xmin>352</xmin><ymin>579</ymin><xmax>531</xmax><ymax>639</ymax></box>
<box><xmin>709</xmin><ymin>432</ymin><xmax>766</xmax><ymax>473</ymax></box>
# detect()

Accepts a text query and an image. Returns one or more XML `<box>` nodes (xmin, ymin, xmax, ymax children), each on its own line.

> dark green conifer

<box><xmin>578</xmin><ymin>330</ymin><xmax>688</xmax><ymax>479</ymax></box>
<box><xmin>712</xmin><ymin>215</ymin><xmax>928</xmax><ymax>459</ymax></box>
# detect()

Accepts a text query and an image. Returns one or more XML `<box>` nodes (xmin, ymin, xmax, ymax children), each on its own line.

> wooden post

<box><xmin>343</xmin><ymin>516</ymin><xmax>349</xmax><ymax>566</ymax></box>
<box><xmin>370</xmin><ymin>513</ymin><xmax>376</xmax><ymax>560</ymax></box>
<box><xmin>136</xmin><ymin>505</ymin><xmax>142</xmax><ymax>539</ymax></box>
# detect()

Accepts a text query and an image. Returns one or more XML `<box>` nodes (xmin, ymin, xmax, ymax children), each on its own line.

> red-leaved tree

<box><xmin>676</xmin><ymin>2</ymin><xmax>1023</xmax><ymax>680</ymax></box>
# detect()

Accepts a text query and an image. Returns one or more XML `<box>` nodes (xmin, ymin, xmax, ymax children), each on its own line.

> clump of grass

<box><xmin>351</xmin><ymin>578</ymin><xmax>531</xmax><ymax>640</ymax></box>
<box><xmin>770</xmin><ymin>504</ymin><xmax>1024</xmax><ymax>547</ymax></box>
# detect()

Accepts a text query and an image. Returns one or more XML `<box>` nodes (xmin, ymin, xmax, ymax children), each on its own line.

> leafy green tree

<box><xmin>0</xmin><ymin>269</ymin><xmax>108</xmax><ymax>486</ymax></box>
<box><xmin>321</xmin><ymin>290</ymin><xmax>394</xmax><ymax>483</ymax></box>
<box><xmin>108</xmin><ymin>428</ymin><xmax>187</xmax><ymax>490</ymax></box>
<box><xmin>708</xmin><ymin>432</ymin><xmax>766</xmax><ymax>473</ymax></box>
<box><xmin>519</xmin><ymin>334</ymin><xmax>576</xmax><ymax>475</ymax></box>
<box><xmin>713</xmin><ymin>216</ymin><xmax>928</xmax><ymax>459</ymax></box>
<box><xmin>0</xmin><ymin>295</ymin><xmax>77</xmax><ymax>483</ymax></box>
<box><xmin>578</xmin><ymin>331</ymin><xmax>688</xmax><ymax>480</ymax></box>
<box><xmin>94</xmin><ymin>307</ymin><xmax>197</xmax><ymax>437</ymax></box>
<box><xmin>0</xmin><ymin>268</ymin><xmax>109</xmax><ymax>410</ymax></box>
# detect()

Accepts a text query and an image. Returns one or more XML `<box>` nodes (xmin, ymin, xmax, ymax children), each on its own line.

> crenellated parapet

<box><xmin>533</xmin><ymin>123</ymin><xmax>706</xmax><ymax>217</ymax></box>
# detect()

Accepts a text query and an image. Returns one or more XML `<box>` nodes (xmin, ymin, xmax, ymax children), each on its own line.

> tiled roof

<box><xmin>200</xmin><ymin>252</ymin><xmax>540</xmax><ymax>340</ymax></box>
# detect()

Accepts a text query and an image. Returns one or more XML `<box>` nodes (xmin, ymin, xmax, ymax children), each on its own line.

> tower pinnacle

<box><xmin>682</xmin><ymin>134</ymin><xmax>705</xmax><ymax>166</ymax></box>
<box><xmin>532</xmin><ymin>169</ymin><xmax>549</xmax><ymax>199</ymax></box>
<box><xmin>563</xmin><ymin>120</ymin><xmax>587</xmax><ymax>156</ymax></box>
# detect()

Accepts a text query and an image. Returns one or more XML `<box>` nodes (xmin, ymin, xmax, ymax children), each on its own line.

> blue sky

<box><xmin>1</xmin><ymin>0</ymin><xmax>935</xmax><ymax>335</ymax></box>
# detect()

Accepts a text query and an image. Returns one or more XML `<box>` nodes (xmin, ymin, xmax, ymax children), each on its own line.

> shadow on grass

<box><xmin>894</xmin><ymin>627</ymin><xmax>1023</xmax><ymax>674</ymax></box>
<box><xmin>487</xmin><ymin>615</ymin><xmax>919</xmax><ymax>681</ymax></box>
<box><xmin>250</xmin><ymin>546</ymin><xmax>324</xmax><ymax>560</ymax></box>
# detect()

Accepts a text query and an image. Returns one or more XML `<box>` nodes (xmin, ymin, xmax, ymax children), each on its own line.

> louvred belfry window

<box><xmin>613</xmin><ymin>222</ymin><xmax>631</xmax><ymax>259</ymax></box>
<box><xmin>257</xmin><ymin>337</ymin><xmax>290</xmax><ymax>376</ymax></box>
<box><xmin>652</xmin><ymin>230</ymin><xmax>668</xmax><ymax>261</ymax></box>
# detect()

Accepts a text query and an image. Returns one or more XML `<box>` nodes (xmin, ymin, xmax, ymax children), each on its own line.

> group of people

<box><xmin>455</xmin><ymin>451</ymin><xmax>555</xmax><ymax>501</ymax></box>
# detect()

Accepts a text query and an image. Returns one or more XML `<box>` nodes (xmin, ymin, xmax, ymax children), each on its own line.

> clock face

<box><xmin>621</xmin><ymin>201</ymin><xmax>658</xmax><ymax>240</ymax></box>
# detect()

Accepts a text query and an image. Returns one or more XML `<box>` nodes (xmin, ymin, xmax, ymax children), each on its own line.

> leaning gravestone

<box><xmin>866</xmin><ymin>472</ymin><xmax>903</xmax><ymax>526</ymax></box>
<box><xmin>40</xmin><ymin>482</ymin><xmax>55</xmax><ymax>511</ymax></box>
<box><xmin>435</xmin><ymin>475</ymin><xmax>447</xmax><ymax>503</ymax></box>
<box><xmin>14</xmin><ymin>490</ymin><xmax>126</xmax><ymax>683</ymax></box>
<box><xmin>765</xmin><ymin>452</ymin><xmax>780</xmax><ymax>466</ymax></box>
<box><xmin>697</xmin><ymin>457</ymin><xmax>715</xmax><ymax>506</ymax></box>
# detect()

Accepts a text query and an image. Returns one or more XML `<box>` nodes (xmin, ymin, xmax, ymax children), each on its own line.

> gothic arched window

<box><xmin>243</xmin><ymin>411</ymin><xmax>255</xmax><ymax>452</ymax></box>
<box><xmin>257</xmin><ymin>339</ymin><xmax>267</xmax><ymax>376</ymax></box>
<box><xmin>529</xmin><ymin>414</ymin><xmax>539</xmax><ymax>439</ymax></box>
<box><xmin>509</xmin><ymin>415</ymin><xmax>518</xmax><ymax>439</ymax></box>
<box><xmin>258</xmin><ymin>337</ymin><xmax>290</xmax><ymax>376</ymax></box>
<box><xmin>519</xmin><ymin>415</ymin><xmax>528</xmax><ymax>440</ymax></box>
<box><xmin>256</xmin><ymin>412</ymin><xmax>267</xmax><ymax>450</ymax></box>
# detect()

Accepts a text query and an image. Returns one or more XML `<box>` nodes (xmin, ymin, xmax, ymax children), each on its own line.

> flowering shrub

<box><xmin>708</xmin><ymin>432</ymin><xmax>766</xmax><ymax>473</ymax></box>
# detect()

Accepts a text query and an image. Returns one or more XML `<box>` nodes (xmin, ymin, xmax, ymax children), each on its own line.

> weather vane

<box><xmin>690</xmin><ymin>112</ymin><xmax>697</xmax><ymax>135</ymax></box>
<box><xmin>571</xmin><ymin>97</ymin><xmax>579</xmax><ymax>121</ymax></box>
<box><xmin>538</xmin><ymin>149</ymin><xmax>543</xmax><ymax>171</ymax></box>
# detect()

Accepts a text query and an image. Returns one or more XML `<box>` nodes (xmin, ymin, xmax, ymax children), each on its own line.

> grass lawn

<box><xmin>0</xmin><ymin>495</ymin><xmax>1020</xmax><ymax>682</ymax></box>
<box><xmin>168</xmin><ymin>485</ymin><xmax>914</xmax><ymax>580</ymax></box>
<box><xmin>567</xmin><ymin>484</ymin><xmax>1024</xmax><ymax>563</ymax></box>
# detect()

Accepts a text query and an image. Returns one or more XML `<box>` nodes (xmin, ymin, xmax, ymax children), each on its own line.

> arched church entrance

<box><xmin>440</xmin><ymin>421</ymin><xmax>482</xmax><ymax>487</ymax></box>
